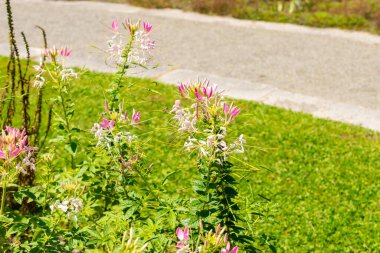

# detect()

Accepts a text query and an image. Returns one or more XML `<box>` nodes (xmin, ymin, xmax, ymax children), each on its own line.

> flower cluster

<box><xmin>33</xmin><ymin>46</ymin><xmax>78</xmax><ymax>88</ymax></box>
<box><xmin>91</xmin><ymin>101</ymin><xmax>143</xmax><ymax>175</ymax></box>
<box><xmin>50</xmin><ymin>198</ymin><xmax>83</xmax><ymax>213</ymax></box>
<box><xmin>91</xmin><ymin>101</ymin><xmax>141</xmax><ymax>147</ymax></box>
<box><xmin>170</xmin><ymin>80</ymin><xmax>245</xmax><ymax>160</ymax></box>
<box><xmin>0</xmin><ymin>127</ymin><xmax>28</xmax><ymax>160</ymax></box>
<box><xmin>50</xmin><ymin>197</ymin><xmax>83</xmax><ymax>221</ymax></box>
<box><xmin>175</xmin><ymin>224</ymin><xmax>238</xmax><ymax>253</ymax></box>
<box><xmin>0</xmin><ymin>126</ymin><xmax>37</xmax><ymax>173</ymax></box>
<box><xmin>107</xmin><ymin>18</ymin><xmax>155</xmax><ymax>67</ymax></box>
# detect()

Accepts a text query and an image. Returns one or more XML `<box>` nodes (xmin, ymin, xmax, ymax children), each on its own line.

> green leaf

<box><xmin>168</xmin><ymin>210</ymin><xmax>176</xmax><ymax>229</ymax></box>
<box><xmin>13</xmin><ymin>190</ymin><xmax>36</xmax><ymax>204</ymax></box>
<box><xmin>65</xmin><ymin>141</ymin><xmax>78</xmax><ymax>155</ymax></box>
<box><xmin>161</xmin><ymin>170</ymin><xmax>179</xmax><ymax>185</ymax></box>
<box><xmin>0</xmin><ymin>215</ymin><xmax>13</xmax><ymax>223</ymax></box>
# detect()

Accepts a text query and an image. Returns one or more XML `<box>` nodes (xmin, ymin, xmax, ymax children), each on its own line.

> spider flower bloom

<box><xmin>99</xmin><ymin>116</ymin><xmax>115</xmax><ymax>131</ymax></box>
<box><xmin>111</xmin><ymin>19</ymin><xmax>119</xmax><ymax>32</ymax></box>
<box><xmin>194</xmin><ymin>88</ymin><xmax>204</xmax><ymax>102</ymax></box>
<box><xmin>176</xmin><ymin>227</ymin><xmax>189</xmax><ymax>243</ymax></box>
<box><xmin>223</xmin><ymin>102</ymin><xmax>240</xmax><ymax>122</ymax></box>
<box><xmin>124</xmin><ymin>18</ymin><xmax>139</xmax><ymax>33</ymax></box>
<box><xmin>131</xmin><ymin>109</ymin><xmax>141</xmax><ymax>124</ymax></box>
<box><xmin>221</xmin><ymin>242</ymin><xmax>238</xmax><ymax>253</ymax></box>
<box><xmin>178</xmin><ymin>83</ymin><xmax>188</xmax><ymax>97</ymax></box>
<box><xmin>143</xmin><ymin>20</ymin><xmax>152</xmax><ymax>33</ymax></box>
<box><xmin>44</xmin><ymin>46</ymin><xmax>59</xmax><ymax>61</ymax></box>
<box><xmin>0</xmin><ymin>127</ymin><xmax>35</xmax><ymax>161</ymax></box>
<box><xmin>176</xmin><ymin>226</ymin><xmax>190</xmax><ymax>250</ymax></box>
<box><xmin>202</xmin><ymin>85</ymin><xmax>214</xmax><ymax>98</ymax></box>
<box><xmin>60</xmin><ymin>47</ymin><xmax>72</xmax><ymax>58</ymax></box>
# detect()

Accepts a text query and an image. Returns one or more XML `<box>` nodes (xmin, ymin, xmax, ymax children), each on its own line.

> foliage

<box><xmin>0</xmin><ymin>1</ymin><xmax>269</xmax><ymax>252</ymax></box>
<box><xmin>1</xmin><ymin>0</ymin><xmax>380</xmax><ymax>252</ymax></box>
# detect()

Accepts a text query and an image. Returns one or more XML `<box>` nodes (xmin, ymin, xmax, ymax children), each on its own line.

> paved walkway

<box><xmin>1</xmin><ymin>0</ymin><xmax>380</xmax><ymax>131</ymax></box>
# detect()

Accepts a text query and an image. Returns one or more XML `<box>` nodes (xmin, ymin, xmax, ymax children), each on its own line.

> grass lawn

<box><xmin>1</xmin><ymin>55</ymin><xmax>379</xmax><ymax>252</ymax></box>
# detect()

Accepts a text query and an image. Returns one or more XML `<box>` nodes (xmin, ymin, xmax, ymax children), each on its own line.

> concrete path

<box><xmin>1</xmin><ymin>0</ymin><xmax>380</xmax><ymax>131</ymax></box>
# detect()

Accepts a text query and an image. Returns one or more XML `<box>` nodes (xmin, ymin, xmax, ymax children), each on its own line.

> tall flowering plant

<box><xmin>33</xmin><ymin>46</ymin><xmax>79</xmax><ymax>169</ymax></box>
<box><xmin>0</xmin><ymin>126</ymin><xmax>37</xmax><ymax>215</ymax></box>
<box><xmin>89</xmin><ymin>100</ymin><xmax>146</xmax><ymax>212</ymax></box>
<box><xmin>91</xmin><ymin>100</ymin><xmax>142</xmax><ymax>174</ymax></box>
<box><xmin>106</xmin><ymin>18</ymin><xmax>155</xmax><ymax>110</ymax></box>
<box><xmin>170</xmin><ymin>80</ymin><xmax>247</xmax><ymax>243</ymax></box>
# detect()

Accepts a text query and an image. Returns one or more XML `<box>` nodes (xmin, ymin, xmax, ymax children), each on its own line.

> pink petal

<box><xmin>60</xmin><ymin>47</ymin><xmax>72</xmax><ymax>57</ymax></box>
<box><xmin>224</xmin><ymin>103</ymin><xmax>229</xmax><ymax>115</ymax></box>
<box><xmin>111</xmin><ymin>19</ymin><xmax>119</xmax><ymax>32</ymax></box>
<box><xmin>194</xmin><ymin>89</ymin><xmax>203</xmax><ymax>102</ymax></box>
<box><xmin>99</xmin><ymin>116</ymin><xmax>110</xmax><ymax>129</ymax></box>
<box><xmin>176</xmin><ymin>227</ymin><xmax>184</xmax><ymax>241</ymax></box>
<box><xmin>231</xmin><ymin>246</ymin><xmax>238</xmax><ymax>253</ymax></box>
<box><xmin>183</xmin><ymin>227</ymin><xmax>189</xmax><ymax>243</ymax></box>
<box><xmin>143</xmin><ymin>21</ymin><xmax>152</xmax><ymax>33</ymax></box>
<box><xmin>230</xmin><ymin>107</ymin><xmax>241</xmax><ymax>119</ymax></box>
<box><xmin>9</xmin><ymin>147</ymin><xmax>21</xmax><ymax>157</ymax></box>
<box><xmin>132</xmin><ymin>110</ymin><xmax>141</xmax><ymax>123</ymax></box>
<box><xmin>226</xmin><ymin>242</ymin><xmax>231</xmax><ymax>251</ymax></box>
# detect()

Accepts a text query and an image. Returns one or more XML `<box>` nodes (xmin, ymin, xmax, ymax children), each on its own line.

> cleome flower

<box><xmin>170</xmin><ymin>80</ymin><xmax>245</xmax><ymax>160</ymax></box>
<box><xmin>0</xmin><ymin>127</ymin><xmax>28</xmax><ymax>160</ymax></box>
<box><xmin>91</xmin><ymin>101</ymin><xmax>143</xmax><ymax>174</ymax></box>
<box><xmin>33</xmin><ymin>46</ymin><xmax>78</xmax><ymax>88</ymax></box>
<box><xmin>107</xmin><ymin>18</ymin><xmax>155</xmax><ymax>67</ymax></box>
<box><xmin>0</xmin><ymin>126</ymin><xmax>37</xmax><ymax>173</ymax></box>
<box><xmin>50</xmin><ymin>197</ymin><xmax>83</xmax><ymax>222</ymax></box>
<box><xmin>176</xmin><ymin>227</ymin><xmax>190</xmax><ymax>252</ymax></box>
<box><xmin>173</xmin><ymin>224</ymin><xmax>238</xmax><ymax>253</ymax></box>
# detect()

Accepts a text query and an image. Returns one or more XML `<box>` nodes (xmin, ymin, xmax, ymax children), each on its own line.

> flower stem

<box><xmin>0</xmin><ymin>174</ymin><xmax>7</xmax><ymax>216</ymax></box>
<box><xmin>59</xmin><ymin>89</ymin><xmax>75</xmax><ymax>169</ymax></box>
<box><xmin>110</xmin><ymin>34</ymin><xmax>134</xmax><ymax>110</ymax></box>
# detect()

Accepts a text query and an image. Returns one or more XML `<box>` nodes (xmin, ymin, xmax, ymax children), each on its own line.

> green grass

<box><xmin>1</xmin><ymin>55</ymin><xmax>380</xmax><ymax>252</ymax></box>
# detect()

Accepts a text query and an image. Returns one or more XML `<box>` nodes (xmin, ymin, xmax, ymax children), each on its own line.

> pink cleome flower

<box><xmin>223</xmin><ymin>102</ymin><xmax>241</xmax><ymax>122</ymax></box>
<box><xmin>0</xmin><ymin>126</ymin><xmax>36</xmax><ymax>161</ymax></box>
<box><xmin>177</xmin><ymin>80</ymin><xmax>219</xmax><ymax>101</ymax></box>
<box><xmin>60</xmin><ymin>47</ymin><xmax>72</xmax><ymax>58</ymax></box>
<box><xmin>143</xmin><ymin>21</ymin><xmax>152</xmax><ymax>33</ymax></box>
<box><xmin>221</xmin><ymin>242</ymin><xmax>238</xmax><ymax>253</ymax></box>
<box><xmin>99</xmin><ymin>116</ymin><xmax>115</xmax><ymax>131</ymax></box>
<box><xmin>131</xmin><ymin>109</ymin><xmax>141</xmax><ymax>124</ymax></box>
<box><xmin>176</xmin><ymin>226</ymin><xmax>189</xmax><ymax>250</ymax></box>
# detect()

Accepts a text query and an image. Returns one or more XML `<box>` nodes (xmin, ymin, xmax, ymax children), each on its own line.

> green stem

<box><xmin>200</xmin><ymin>161</ymin><xmax>212</xmax><ymax>215</ymax></box>
<box><xmin>0</xmin><ymin>174</ymin><xmax>7</xmax><ymax>216</ymax></box>
<box><xmin>43</xmin><ymin>160</ymin><xmax>52</xmax><ymax>211</ymax></box>
<box><xmin>59</xmin><ymin>89</ymin><xmax>75</xmax><ymax>169</ymax></box>
<box><xmin>110</xmin><ymin>34</ymin><xmax>135</xmax><ymax>110</ymax></box>
<box><xmin>43</xmin><ymin>215</ymin><xmax>61</xmax><ymax>250</ymax></box>
<box><xmin>135</xmin><ymin>167</ymin><xmax>163</xmax><ymax>205</ymax></box>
